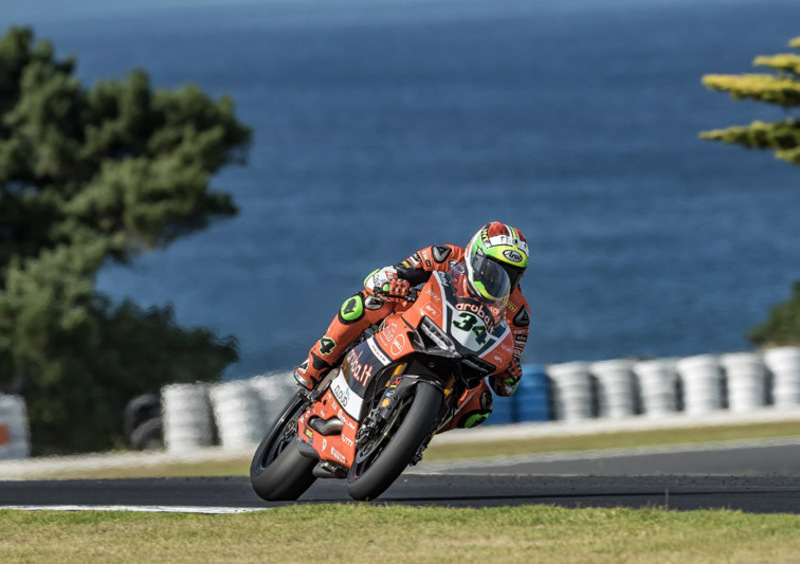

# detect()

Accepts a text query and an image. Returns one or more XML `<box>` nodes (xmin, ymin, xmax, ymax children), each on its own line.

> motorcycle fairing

<box><xmin>296</xmin><ymin>381</ymin><xmax>358</xmax><ymax>468</ymax></box>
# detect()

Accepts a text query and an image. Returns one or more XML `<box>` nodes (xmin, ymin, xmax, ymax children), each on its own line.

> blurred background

<box><xmin>4</xmin><ymin>0</ymin><xmax>800</xmax><ymax>381</ymax></box>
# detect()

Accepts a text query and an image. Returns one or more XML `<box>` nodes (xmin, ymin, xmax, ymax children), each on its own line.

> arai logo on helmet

<box><xmin>503</xmin><ymin>249</ymin><xmax>524</xmax><ymax>263</ymax></box>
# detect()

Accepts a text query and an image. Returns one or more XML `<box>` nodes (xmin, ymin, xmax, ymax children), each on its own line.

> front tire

<box><xmin>250</xmin><ymin>391</ymin><xmax>317</xmax><ymax>501</ymax></box>
<box><xmin>347</xmin><ymin>381</ymin><xmax>442</xmax><ymax>501</ymax></box>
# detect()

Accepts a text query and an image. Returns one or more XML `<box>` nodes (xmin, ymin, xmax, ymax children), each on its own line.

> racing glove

<box><xmin>490</xmin><ymin>361</ymin><xmax>521</xmax><ymax>397</ymax></box>
<box><xmin>378</xmin><ymin>279</ymin><xmax>412</xmax><ymax>303</ymax></box>
<box><xmin>364</xmin><ymin>267</ymin><xmax>412</xmax><ymax>303</ymax></box>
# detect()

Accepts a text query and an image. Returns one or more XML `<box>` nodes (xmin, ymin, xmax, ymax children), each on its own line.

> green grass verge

<box><xmin>1</xmin><ymin>504</ymin><xmax>798</xmax><ymax>563</ymax></box>
<box><xmin>48</xmin><ymin>420</ymin><xmax>800</xmax><ymax>480</ymax></box>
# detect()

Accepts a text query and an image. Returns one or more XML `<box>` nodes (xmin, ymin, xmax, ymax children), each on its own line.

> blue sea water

<box><xmin>3</xmin><ymin>0</ymin><xmax>800</xmax><ymax>378</ymax></box>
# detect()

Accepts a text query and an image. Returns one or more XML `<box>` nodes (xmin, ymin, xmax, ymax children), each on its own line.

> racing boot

<box><xmin>293</xmin><ymin>350</ymin><xmax>334</xmax><ymax>390</ymax></box>
<box><xmin>438</xmin><ymin>381</ymin><xmax>494</xmax><ymax>433</ymax></box>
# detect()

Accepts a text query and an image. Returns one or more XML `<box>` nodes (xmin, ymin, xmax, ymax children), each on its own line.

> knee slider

<box><xmin>457</xmin><ymin>390</ymin><xmax>493</xmax><ymax>429</ymax></box>
<box><xmin>338</xmin><ymin>294</ymin><xmax>366</xmax><ymax>324</ymax></box>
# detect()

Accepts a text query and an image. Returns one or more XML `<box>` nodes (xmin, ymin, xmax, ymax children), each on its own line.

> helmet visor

<box><xmin>469</xmin><ymin>253</ymin><xmax>511</xmax><ymax>302</ymax></box>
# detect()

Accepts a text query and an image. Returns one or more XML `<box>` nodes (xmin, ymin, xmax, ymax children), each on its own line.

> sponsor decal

<box><xmin>455</xmin><ymin>302</ymin><xmax>496</xmax><ymax>331</ymax></box>
<box><xmin>381</xmin><ymin>398</ymin><xmax>391</xmax><ymax>408</ymax></box>
<box><xmin>503</xmin><ymin>249</ymin><xmax>524</xmax><ymax>263</ymax></box>
<box><xmin>423</xmin><ymin>303</ymin><xmax>441</xmax><ymax>319</ymax></box>
<box><xmin>330</xmin><ymin>446</ymin><xmax>347</xmax><ymax>464</ymax></box>
<box><xmin>367</xmin><ymin>339</ymin><xmax>391</xmax><ymax>365</ymax></box>
<box><xmin>341</xmin><ymin>435</ymin><xmax>355</xmax><ymax>447</ymax></box>
<box><xmin>347</xmin><ymin>349</ymin><xmax>374</xmax><ymax>385</ymax></box>
<box><xmin>382</xmin><ymin>322</ymin><xmax>398</xmax><ymax>341</ymax></box>
<box><xmin>304</xmin><ymin>428</ymin><xmax>313</xmax><ymax>440</ymax></box>
<box><xmin>390</xmin><ymin>334</ymin><xmax>406</xmax><ymax>356</ymax></box>
<box><xmin>331</xmin><ymin>373</ymin><xmax>363</xmax><ymax>419</ymax></box>
<box><xmin>322</xmin><ymin>438</ymin><xmax>327</xmax><ymax>452</ymax></box>
<box><xmin>424</xmin><ymin>287</ymin><xmax>442</xmax><ymax>302</ymax></box>
<box><xmin>513</xmin><ymin>306</ymin><xmax>530</xmax><ymax>327</ymax></box>
<box><xmin>432</xmin><ymin>245</ymin><xmax>451</xmax><ymax>263</ymax></box>
<box><xmin>493</xmin><ymin>354</ymin><xmax>505</xmax><ymax>364</ymax></box>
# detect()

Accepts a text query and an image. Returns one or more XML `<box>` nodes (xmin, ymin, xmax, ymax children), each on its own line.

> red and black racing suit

<box><xmin>297</xmin><ymin>244</ymin><xmax>531</xmax><ymax>430</ymax></box>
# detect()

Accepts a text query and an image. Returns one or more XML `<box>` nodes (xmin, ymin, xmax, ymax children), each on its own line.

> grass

<box><xmin>1</xmin><ymin>504</ymin><xmax>799</xmax><ymax>563</ymax></box>
<box><xmin>45</xmin><ymin>420</ymin><xmax>800</xmax><ymax>480</ymax></box>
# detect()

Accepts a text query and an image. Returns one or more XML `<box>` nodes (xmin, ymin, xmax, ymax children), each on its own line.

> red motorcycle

<box><xmin>250</xmin><ymin>261</ymin><xmax>514</xmax><ymax>501</ymax></box>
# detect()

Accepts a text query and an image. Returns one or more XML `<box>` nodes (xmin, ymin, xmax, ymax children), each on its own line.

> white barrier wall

<box><xmin>720</xmin><ymin>352</ymin><xmax>766</xmax><ymax>412</ymax></box>
<box><xmin>548</xmin><ymin>361</ymin><xmax>592</xmax><ymax>421</ymax></box>
<box><xmin>591</xmin><ymin>359</ymin><xmax>635</xmax><ymax>419</ymax></box>
<box><xmin>633</xmin><ymin>358</ymin><xmax>677</xmax><ymax>417</ymax></box>
<box><xmin>675</xmin><ymin>354</ymin><xmax>723</xmax><ymax>415</ymax></box>
<box><xmin>764</xmin><ymin>347</ymin><xmax>800</xmax><ymax>407</ymax></box>
<box><xmin>153</xmin><ymin>347</ymin><xmax>800</xmax><ymax>452</ymax></box>
<box><xmin>0</xmin><ymin>394</ymin><xmax>30</xmax><ymax>460</ymax></box>
<box><xmin>249</xmin><ymin>372</ymin><xmax>295</xmax><ymax>428</ymax></box>
<box><xmin>210</xmin><ymin>380</ymin><xmax>265</xmax><ymax>449</ymax></box>
<box><xmin>161</xmin><ymin>384</ymin><xmax>214</xmax><ymax>452</ymax></box>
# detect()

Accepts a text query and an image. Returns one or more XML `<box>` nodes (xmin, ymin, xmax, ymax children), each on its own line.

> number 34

<box><xmin>452</xmin><ymin>312</ymin><xmax>488</xmax><ymax>345</ymax></box>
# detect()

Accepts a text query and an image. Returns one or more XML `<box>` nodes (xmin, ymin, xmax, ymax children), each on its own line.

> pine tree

<box><xmin>700</xmin><ymin>35</ymin><xmax>800</xmax><ymax>346</ymax></box>
<box><xmin>0</xmin><ymin>27</ymin><xmax>250</xmax><ymax>453</ymax></box>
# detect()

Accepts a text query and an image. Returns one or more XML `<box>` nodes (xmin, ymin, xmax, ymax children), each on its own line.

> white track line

<box><xmin>0</xmin><ymin>505</ymin><xmax>270</xmax><ymax>514</ymax></box>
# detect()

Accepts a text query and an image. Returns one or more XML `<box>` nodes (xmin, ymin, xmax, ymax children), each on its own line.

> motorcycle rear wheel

<box><xmin>346</xmin><ymin>381</ymin><xmax>442</xmax><ymax>501</ymax></box>
<box><xmin>250</xmin><ymin>391</ymin><xmax>317</xmax><ymax>501</ymax></box>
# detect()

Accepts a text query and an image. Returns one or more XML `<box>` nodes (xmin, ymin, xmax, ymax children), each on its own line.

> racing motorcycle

<box><xmin>250</xmin><ymin>261</ymin><xmax>514</xmax><ymax>502</ymax></box>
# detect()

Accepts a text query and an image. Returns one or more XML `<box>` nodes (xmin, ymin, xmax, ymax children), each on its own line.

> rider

<box><xmin>293</xmin><ymin>222</ymin><xmax>531</xmax><ymax>430</ymax></box>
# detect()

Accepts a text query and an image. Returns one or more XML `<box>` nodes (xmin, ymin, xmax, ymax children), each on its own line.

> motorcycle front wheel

<box><xmin>250</xmin><ymin>390</ymin><xmax>317</xmax><ymax>502</ymax></box>
<box><xmin>346</xmin><ymin>380</ymin><xmax>442</xmax><ymax>501</ymax></box>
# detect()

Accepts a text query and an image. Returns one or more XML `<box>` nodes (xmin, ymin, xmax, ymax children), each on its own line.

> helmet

<box><xmin>465</xmin><ymin>222</ymin><xmax>529</xmax><ymax>297</ymax></box>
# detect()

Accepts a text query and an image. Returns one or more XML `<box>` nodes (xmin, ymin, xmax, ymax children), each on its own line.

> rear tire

<box><xmin>347</xmin><ymin>381</ymin><xmax>442</xmax><ymax>501</ymax></box>
<box><xmin>250</xmin><ymin>391</ymin><xmax>317</xmax><ymax>501</ymax></box>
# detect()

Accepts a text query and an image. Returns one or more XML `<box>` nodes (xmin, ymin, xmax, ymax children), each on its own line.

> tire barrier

<box><xmin>634</xmin><ymin>358</ymin><xmax>678</xmax><ymax>418</ymax></box>
<box><xmin>515</xmin><ymin>364</ymin><xmax>551</xmax><ymax>422</ymax></box>
<box><xmin>249</xmin><ymin>372</ymin><xmax>296</xmax><ymax>429</ymax></box>
<box><xmin>720</xmin><ymin>352</ymin><xmax>767</xmax><ymax>412</ymax></box>
<box><xmin>675</xmin><ymin>354</ymin><xmax>723</xmax><ymax>415</ymax></box>
<box><xmin>764</xmin><ymin>347</ymin><xmax>800</xmax><ymax>407</ymax></box>
<box><xmin>209</xmin><ymin>380</ymin><xmax>265</xmax><ymax>449</ymax></box>
<box><xmin>150</xmin><ymin>347</ymin><xmax>800</xmax><ymax>452</ymax></box>
<box><xmin>487</xmin><ymin>364</ymin><xmax>551</xmax><ymax>425</ymax></box>
<box><xmin>161</xmin><ymin>384</ymin><xmax>214</xmax><ymax>452</ymax></box>
<box><xmin>591</xmin><ymin>359</ymin><xmax>636</xmax><ymax>419</ymax></box>
<box><xmin>548</xmin><ymin>361</ymin><xmax>592</xmax><ymax>422</ymax></box>
<box><xmin>0</xmin><ymin>394</ymin><xmax>30</xmax><ymax>460</ymax></box>
<box><xmin>124</xmin><ymin>394</ymin><xmax>163</xmax><ymax>451</ymax></box>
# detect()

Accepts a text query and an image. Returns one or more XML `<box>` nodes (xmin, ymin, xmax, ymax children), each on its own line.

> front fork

<box><xmin>356</xmin><ymin>365</ymin><xmax>455</xmax><ymax>465</ymax></box>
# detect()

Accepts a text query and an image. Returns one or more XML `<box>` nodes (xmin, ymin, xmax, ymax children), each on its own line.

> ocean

<box><xmin>3</xmin><ymin>0</ymin><xmax>800</xmax><ymax>378</ymax></box>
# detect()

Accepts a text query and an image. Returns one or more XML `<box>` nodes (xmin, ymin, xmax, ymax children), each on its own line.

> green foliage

<box><xmin>749</xmin><ymin>282</ymin><xmax>800</xmax><ymax>346</ymax></box>
<box><xmin>700</xmin><ymin>35</ymin><xmax>800</xmax><ymax>347</ymax></box>
<box><xmin>700</xmin><ymin>119</ymin><xmax>800</xmax><ymax>164</ymax></box>
<box><xmin>700</xmin><ymin>36</ymin><xmax>800</xmax><ymax>165</ymax></box>
<box><xmin>0</xmin><ymin>26</ymin><xmax>251</xmax><ymax>453</ymax></box>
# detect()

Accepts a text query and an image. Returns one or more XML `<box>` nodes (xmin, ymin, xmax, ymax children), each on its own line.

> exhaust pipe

<box><xmin>308</xmin><ymin>416</ymin><xmax>343</xmax><ymax>435</ymax></box>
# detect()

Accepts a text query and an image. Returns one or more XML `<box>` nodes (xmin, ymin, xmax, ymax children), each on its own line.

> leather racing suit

<box><xmin>295</xmin><ymin>244</ymin><xmax>531</xmax><ymax>430</ymax></box>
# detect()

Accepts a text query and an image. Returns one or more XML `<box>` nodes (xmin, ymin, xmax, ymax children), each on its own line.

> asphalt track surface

<box><xmin>2</xmin><ymin>441</ymin><xmax>799</xmax><ymax>514</ymax></box>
